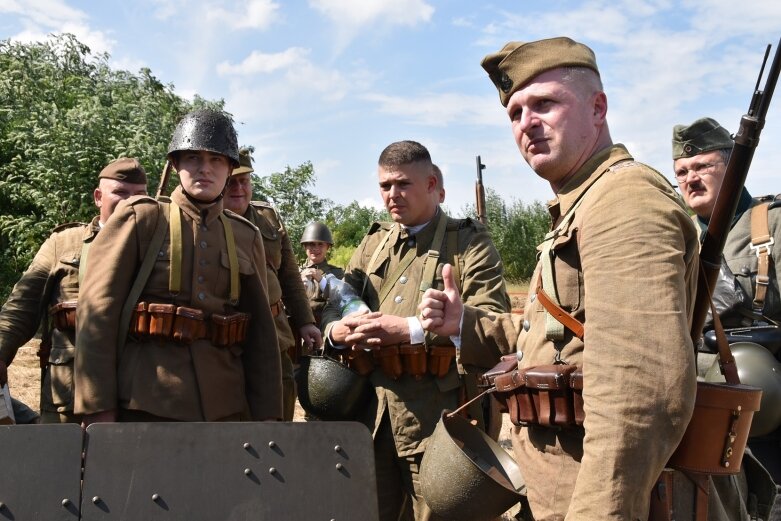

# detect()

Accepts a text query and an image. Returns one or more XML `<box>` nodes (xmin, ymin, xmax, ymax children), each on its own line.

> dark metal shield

<box><xmin>81</xmin><ymin>421</ymin><xmax>378</xmax><ymax>521</ymax></box>
<box><xmin>0</xmin><ymin>424</ymin><xmax>83</xmax><ymax>520</ymax></box>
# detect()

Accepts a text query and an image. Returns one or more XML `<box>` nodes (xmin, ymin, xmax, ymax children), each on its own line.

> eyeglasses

<box><xmin>674</xmin><ymin>161</ymin><xmax>725</xmax><ymax>182</ymax></box>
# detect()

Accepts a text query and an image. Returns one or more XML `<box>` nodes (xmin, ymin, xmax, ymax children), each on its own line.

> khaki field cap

<box><xmin>233</xmin><ymin>148</ymin><xmax>254</xmax><ymax>176</ymax></box>
<box><xmin>671</xmin><ymin>117</ymin><xmax>734</xmax><ymax>160</ymax></box>
<box><xmin>481</xmin><ymin>36</ymin><xmax>600</xmax><ymax>107</ymax></box>
<box><xmin>98</xmin><ymin>157</ymin><xmax>148</xmax><ymax>184</ymax></box>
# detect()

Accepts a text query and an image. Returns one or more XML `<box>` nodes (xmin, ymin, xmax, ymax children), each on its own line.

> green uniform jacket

<box><xmin>0</xmin><ymin>217</ymin><xmax>99</xmax><ymax>415</ymax></box>
<box><xmin>322</xmin><ymin>208</ymin><xmax>510</xmax><ymax>457</ymax></box>
<box><xmin>74</xmin><ymin>186</ymin><xmax>282</xmax><ymax>421</ymax></box>
<box><xmin>459</xmin><ymin>145</ymin><xmax>700</xmax><ymax>520</ymax></box>
<box><xmin>718</xmin><ymin>193</ymin><xmax>781</xmax><ymax>324</ymax></box>
<box><xmin>241</xmin><ymin>202</ymin><xmax>315</xmax><ymax>351</ymax></box>
<box><xmin>302</xmin><ymin>260</ymin><xmax>344</xmax><ymax>325</ymax></box>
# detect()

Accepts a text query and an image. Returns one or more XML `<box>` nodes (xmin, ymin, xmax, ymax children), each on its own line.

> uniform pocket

<box><xmin>42</xmin><ymin>347</ymin><xmax>75</xmax><ymax>412</ymax></box>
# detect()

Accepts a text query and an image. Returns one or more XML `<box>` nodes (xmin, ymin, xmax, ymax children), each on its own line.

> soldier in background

<box><xmin>300</xmin><ymin>221</ymin><xmax>344</xmax><ymax>328</ymax></box>
<box><xmin>75</xmin><ymin>109</ymin><xmax>282</xmax><ymax>425</ymax></box>
<box><xmin>0</xmin><ymin>158</ymin><xmax>148</xmax><ymax>423</ymax></box>
<box><xmin>673</xmin><ymin>118</ymin><xmax>781</xmax><ymax>518</ymax></box>
<box><xmin>224</xmin><ymin>148</ymin><xmax>322</xmax><ymax>421</ymax></box>
<box><xmin>322</xmin><ymin>140</ymin><xmax>510</xmax><ymax>521</ymax></box>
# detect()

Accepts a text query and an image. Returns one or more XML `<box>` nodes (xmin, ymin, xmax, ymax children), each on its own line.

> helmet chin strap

<box><xmin>181</xmin><ymin>177</ymin><xmax>230</xmax><ymax>206</ymax></box>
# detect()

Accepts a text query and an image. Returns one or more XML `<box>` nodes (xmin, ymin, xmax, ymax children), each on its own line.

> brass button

<box><xmin>197</xmin><ymin>275</ymin><xmax>204</xmax><ymax>283</ymax></box>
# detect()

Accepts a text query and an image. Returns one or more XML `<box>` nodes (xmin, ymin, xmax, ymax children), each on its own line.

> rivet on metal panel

<box><xmin>92</xmin><ymin>496</ymin><xmax>100</xmax><ymax>504</ymax></box>
<box><xmin>244</xmin><ymin>468</ymin><xmax>252</xmax><ymax>476</ymax></box>
<box><xmin>334</xmin><ymin>445</ymin><xmax>342</xmax><ymax>453</ymax></box>
<box><xmin>243</xmin><ymin>442</ymin><xmax>251</xmax><ymax>449</ymax></box>
<box><xmin>268</xmin><ymin>441</ymin><xmax>276</xmax><ymax>448</ymax></box>
<box><xmin>0</xmin><ymin>502</ymin><xmax>4</xmax><ymax>509</ymax></box>
<box><xmin>269</xmin><ymin>467</ymin><xmax>277</xmax><ymax>474</ymax></box>
<box><xmin>61</xmin><ymin>498</ymin><xmax>71</xmax><ymax>507</ymax></box>
<box><xmin>335</xmin><ymin>463</ymin><xmax>344</xmax><ymax>470</ymax></box>
<box><xmin>152</xmin><ymin>494</ymin><xmax>160</xmax><ymax>501</ymax></box>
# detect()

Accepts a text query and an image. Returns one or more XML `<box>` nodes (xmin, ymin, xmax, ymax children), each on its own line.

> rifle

<box><xmin>475</xmin><ymin>155</ymin><xmax>487</xmax><ymax>225</ymax></box>
<box><xmin>690</xmin><ymin>39</ymin><xmax>781</xmax><ymax>345</ymax></box>
<box><xmin>155</xmin><ymin>160</ymin><xmax>173</xmax><ymax>199</ymax></box>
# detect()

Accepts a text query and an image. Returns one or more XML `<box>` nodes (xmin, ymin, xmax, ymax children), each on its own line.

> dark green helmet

<box><xmin>300</xmin><ymin>221</ymin><xmax>334</xmax><ymax>245</ymax></box>
<box><xmin>705</xmin><ymin>342</ymin><xmax>781</xmax><ymax>437</ymax></box>
<box><xmin>167</xmin><ymin>109</ymin><xmax>239</xmax><ymax>166</ymax></box>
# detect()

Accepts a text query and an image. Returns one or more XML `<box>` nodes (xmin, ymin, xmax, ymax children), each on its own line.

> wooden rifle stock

<box><xmin>475</xmin><ymin>155</ymin><xmax>487</xmax><ymax>225</ymax></box>
<box><xmin>690</xmin><ymin>39</ymin><xmax>781</xmax><ymax>345</ymax></box>
<box><xmin>155</xmin><ymin>160</ymin><xmax>173</xmax><ymax>199</ymax></box>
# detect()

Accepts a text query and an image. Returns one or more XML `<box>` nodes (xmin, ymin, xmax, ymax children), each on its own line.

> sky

<box><xmin>1</xmin><ymin>0</ymin><xmax>780</xmax><ymax>215</ymax></box>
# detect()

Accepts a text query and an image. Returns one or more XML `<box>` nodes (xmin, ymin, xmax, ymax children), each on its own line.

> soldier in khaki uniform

<box><xmin>673</xmin><ymin>118</ymin><xmax>781</xmax><ymax>520</ymax></box>
<box><xmin>0</xmin><ymin>158</ymin><xmax>148</xmax><ymax>423</ymax></box>
<box><xmin>299</xmin><ymin>221</ymin><xmax>344</xmax><ymax>327</ymax></box>
<box><xmin>321</xmin><ymin>140</ymin><xmax>510</xmax><ymax>521</ymax></box>
<box><xmin>224</xmin><ymin>148</ymin><xmax>321</xmax><ymax>420</ymax></box>
<box><xmin>74</xmin><ymin>109</ymin><xmax>282</xmax><ymax>424</ymax></box>
<box><xmin>419</xmin><ymin>37</ymin><xmax>700</xmax><ymax>520</ymax></box>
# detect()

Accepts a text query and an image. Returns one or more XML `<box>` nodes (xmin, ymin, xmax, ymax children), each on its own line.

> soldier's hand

<box><xmin>330</xmin><ymin>310</ymin><xmax>382</xmax><ymax>344</ymax></box>
<box><xmin>345</xmin><ymin>315</ymin><xmax>409</xmax><ymax>346</ymax></box>
<box><xmin>299</xmin><ymin>323</ymin><xmax>323</xmax><ymax>352</ymax></box>
<box><xmin>418</xmin><ymin>263</ymin><xmax>463</xmax><ymax>337</ymax></box>
<box><xmin>0</xmin><ymin>360</ymin><xmax>7</xmax><ymax>386</ymax></box>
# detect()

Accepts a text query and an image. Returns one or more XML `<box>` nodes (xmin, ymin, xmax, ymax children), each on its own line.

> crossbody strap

<box><xmin>219</xmin><ymin>212</ymin><xmax>240</xmax><ymax>305</ymax></box>
<box><xmin>749</xmin><ymin>202</ymin><xmax>773</xmax><ymax>313</ymax></box>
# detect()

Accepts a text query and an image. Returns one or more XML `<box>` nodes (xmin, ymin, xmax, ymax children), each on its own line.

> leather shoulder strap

<box><xmin>750</xmin><ymin>202</ymin><xmax>774</xmax><ymax>313</ymax></box>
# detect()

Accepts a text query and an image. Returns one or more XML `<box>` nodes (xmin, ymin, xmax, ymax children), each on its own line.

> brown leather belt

<box><xmin>343</xmin><ymin>344</ymin><xmax>456</xmax><ymax>380</ymax></box>
<box><xmin>50</xmin><ymin>300</ymin><xmax>78</xmax><ymax>331</ymax></box>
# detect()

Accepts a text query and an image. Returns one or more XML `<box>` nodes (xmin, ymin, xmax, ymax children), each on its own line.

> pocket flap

<box><xmin>524</xmin><ymin>364</ymin><xmax>576</xmax><ymax>390</ymax></box>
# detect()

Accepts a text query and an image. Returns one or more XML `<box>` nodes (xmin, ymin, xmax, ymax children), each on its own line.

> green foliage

<box><xmin>256</xmin><ymin>161</ymin><xmax>334</xmax><ymax>262</ymax></box>
<box><xmin>325</xmin><ymin>201</ymin><xmax>389</xmax><ymax>248</ymax></box>
<box><xmin>327</xmin><ymin>245</ymin><xmax>355</xmax><ymax>270</ymax></box>
<box><xmin>0</xmin><ymin>34</ymin><xmax>221</xmax><ymax>300</ymax></box>
<box><xmin>462</xmin><ymin>187</ymin><xmax>550</xmax><ymax>282</ymax></box>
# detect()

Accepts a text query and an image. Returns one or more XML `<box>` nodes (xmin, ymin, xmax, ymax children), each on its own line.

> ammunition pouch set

<box><xmin>50</xmin><ymin>300</ymin><xmax>78</xmax><ymax>332</ymax></box>
<box><xmin>129</xmin><ymin>302</ymin><xmax>249</xmax><ymax>347</ymax></box>
<box><xmin>482</xmin><ymin>356</ymin><xmax>584</xmax><ymax>429</ymax></box>
<box><xmin>336</xmin><ymin>344</ymin><xmax>455</xmax><ymax>380</ymax></box>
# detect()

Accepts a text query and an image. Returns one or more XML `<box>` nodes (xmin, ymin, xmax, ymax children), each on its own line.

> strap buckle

<box><xmin>749</xmin><ymin>237</ymin><xmax>774</xmax><ymax>257</ymax></box>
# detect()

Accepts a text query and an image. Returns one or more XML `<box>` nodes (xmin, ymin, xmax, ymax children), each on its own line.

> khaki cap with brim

<box><xmin>233</xmin><ymin>148</ymin><xmax>254</xmax><ymax>176</ymax></box>
<box><xmin>481</xmin><ymin>37</ymin><xmax>600</xmax><ymax>107</ymax></box>
<box><xmin>98</xmin><ymin>157</ymin><xmax>147</xmax><ymax>184</ymax></box>
<box><xmin>672</xmin><ymin>117</ymin><xmax>734</xmax><ymax>160</ymax></box>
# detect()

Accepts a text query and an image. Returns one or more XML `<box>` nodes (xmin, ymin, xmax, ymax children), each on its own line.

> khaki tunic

<box><xmin>302</xmin><ymin>260</ymin><xmax>344</xmax><ymax>325</ymax></box>
<box><xmin>241</xmin><ymin>202</ymin><xmax>315</xmax><ymax>351</ymax></box>
<box><xmin>459</xmin><ymin>145</ymin><xmax>699</xmax><ymax>520</ymax></box>
<box><xmin>322</xmin><ymin>209</ymin><xmax>510</xmax><ymax>456</ymax></box>
<box><xmin>0</xmin><ymin>217</ymin><xmax>99</xmax><ymax>418</ymax></box>
<box><xmin>74</xmin><ymin>186</ymin><xmax>282</xmax><ymax>421</ymax></box>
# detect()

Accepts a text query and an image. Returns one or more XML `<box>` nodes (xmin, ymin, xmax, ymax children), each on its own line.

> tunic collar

<box><xmin>172</xmin><ymin>185</ymin><xmax>224</xmax><ymax>225</ymax></box>
<box><xmin>547</xmin><ymin>144</ymin><xmax>633</xmax><ymax>224</ymax></box>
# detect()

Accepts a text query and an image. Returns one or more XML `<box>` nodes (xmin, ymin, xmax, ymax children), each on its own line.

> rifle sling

<box><xmin>750</xmin><ymin>201</ymin><xmax>773</xmax><ymax>313</ymax></box>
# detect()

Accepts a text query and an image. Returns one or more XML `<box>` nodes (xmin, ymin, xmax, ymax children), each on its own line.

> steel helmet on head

<box><xmin>300</xmin><ymin>221</ymin><xmax>334</xmax><ymax>245</ymax></box>
<box><xmin>167</xmin><ymin>109</ymin><xmax>240</xmax><ymax>167</ymax></box>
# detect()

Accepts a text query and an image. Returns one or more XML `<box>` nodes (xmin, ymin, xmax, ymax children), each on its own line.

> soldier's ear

<box><xmin>93</xmin><ymin>187</ymin><xmax>103</xmax><ymax>208</ymax></box>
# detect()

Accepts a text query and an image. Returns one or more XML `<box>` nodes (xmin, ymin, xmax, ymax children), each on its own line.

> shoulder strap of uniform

<box><xmin>750</xmin><ymin>201</ymin><xmax>774</xmax><ymax>313</ymax></box>
<box><xmin>118</xmin><ymin>200</ymin><xmax>168</xmax><ymax>357</ymax></box>
<box><xmin>52</xmin><ymin>221</ymin><xmax>88</xmax><ymax>233</ymax></box>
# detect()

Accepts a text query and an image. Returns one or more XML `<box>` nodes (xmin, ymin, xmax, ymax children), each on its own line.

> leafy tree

<box><xmin>0</xmin><ymin>34</ymin><xmax>221</xmax><ymax>300</ymax></box>
<box><xmin>463</xmin><ymin>188</ymin><xmax>549</xmax><ymax>282</ymax></box>
<box><xmin>255</xmin><ymin>161</ymin><xmax>333</xmax><ymax>262</ymax></box>
<box><xmin>325</xmin><ymin>201</ymin><xmax>389</xmax><ymax>248</ymax></box>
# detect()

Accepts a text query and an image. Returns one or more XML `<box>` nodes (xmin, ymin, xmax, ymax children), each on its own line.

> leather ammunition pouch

<box><xmin>399</xmin><ymin>344</ymin><xmax>427</xmax><ymax>380</ymax></box>
<box><xmin>50</xmin><ymin>300</ymin><xmax>78</xmax><ymax>332</ymax></box>
<box><xmin>489</xmin><ymin>360</ymin><xmax>584</xmax><ymax>429</ymax></box>
<box><xmin>129</xmin><ymin>302</ymin><xmax>249</xmax><ymax>347</ymax></box>
<box><xmin>343</xmin><ymin>348</ymin><xmax>375</xmax><ymax>376</ymax></box>
<box><xmin>427</xmin><ymin>346</ymin><xmax>455</xmax><ymax>379</ymax></box>
<box><xmin>373</xmin><ymin>345</ymin><xmax>403</xmax><ymax>380</ymax></box>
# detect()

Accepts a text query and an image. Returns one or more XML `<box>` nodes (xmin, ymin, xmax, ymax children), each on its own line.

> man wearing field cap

<box><xmin>674</xmin><ymin>118</ymin><xmax>781</xmax><ymax>519</ymax></box>
<box><xmin>419</xmin><ymin>37</ymin><xmax>699</xmax><ymax>520</ymax></box>
<box><xmin>224</xmin><ymin>147</ymin><xmax>322</xmax><ymax>420</ymax></box>
<box><xmin>0</xmin><ymin>157</ymin><xmax>148</xmax><ymax>423</ymax></box>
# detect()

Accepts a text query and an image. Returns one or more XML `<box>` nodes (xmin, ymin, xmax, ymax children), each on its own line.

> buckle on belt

<box><xmin>749</xmin><ymin>237</ymin><xmax>774</xmax><ymax>257</ymax></box>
